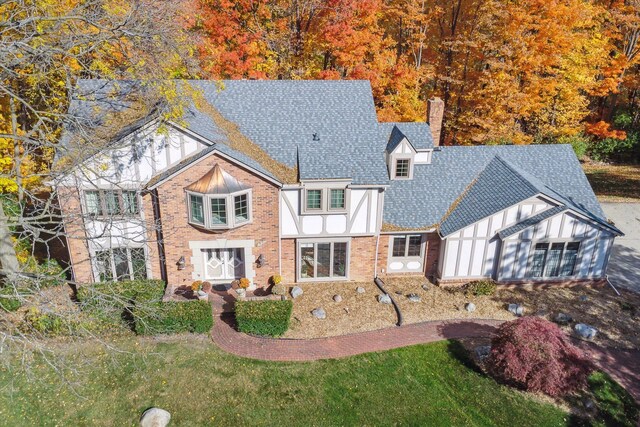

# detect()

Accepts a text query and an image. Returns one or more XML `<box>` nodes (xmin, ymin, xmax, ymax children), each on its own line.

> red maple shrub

<box><xmin>486</xmin><ymin>317</ymin><xmax>593</xmax><ymax>397</ymax></box>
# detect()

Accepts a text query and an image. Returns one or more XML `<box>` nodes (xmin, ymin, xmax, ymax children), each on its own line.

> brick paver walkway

<box><xmin>210</xmin><ymin>295</ymin><xmax>640</xmax><ymax>403</ymax></box>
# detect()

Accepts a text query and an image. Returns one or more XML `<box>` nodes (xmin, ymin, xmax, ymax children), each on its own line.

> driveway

<box><xmin>601</xmin><ymin>203</ymin><xmax>640</xmax><ymax>293</ymax></box>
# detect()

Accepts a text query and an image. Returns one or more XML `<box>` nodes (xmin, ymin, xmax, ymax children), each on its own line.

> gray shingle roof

<box><xmin>382</xmin><ymin>144</ymin><xmax>614</xmax><ymax>233</ymax></box>
<box><xmin>380</xmin><ymin>122</ymin><xmax>434</xmax><ymax>151</ymax></box>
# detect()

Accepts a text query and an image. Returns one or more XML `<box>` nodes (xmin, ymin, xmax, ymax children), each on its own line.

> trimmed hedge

<box><xmin>135</xmin><ymin>301</ymin><xmax>213</xmax><ymax>335</ymax></box>
<box><xmin>235</xmin><ymin>299</ymin><xmax>292</xmax><ymax>337</ymax></box>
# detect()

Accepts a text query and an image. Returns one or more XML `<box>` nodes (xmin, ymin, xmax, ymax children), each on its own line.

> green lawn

<box><xmin>0</xmin><ymin>336</ymin><xmax>568</xmax><ymax>426</ymax></box>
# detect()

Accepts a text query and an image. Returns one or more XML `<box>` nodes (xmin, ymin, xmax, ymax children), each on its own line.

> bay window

<box><xmin>187</xmin><ymin>190</ymin><xmax>252</xmax><ymax>229</ymax></box>
<box><xmin>527</xmin><ymin>241</ymin><xmax>581</xmax><ymax>278</ymax></box>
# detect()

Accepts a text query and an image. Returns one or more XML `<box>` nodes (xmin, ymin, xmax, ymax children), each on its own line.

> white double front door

<box><xmin>203</xmin><ymin>248</ymin><xmax>244</xmax><ymax>281</ymax></box>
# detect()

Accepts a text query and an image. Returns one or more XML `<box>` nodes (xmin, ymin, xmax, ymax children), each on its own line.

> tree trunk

<box><xmin>0</xmin><ymin>198</ymin><xmax>19</xmax><ymax>275</ymax></box>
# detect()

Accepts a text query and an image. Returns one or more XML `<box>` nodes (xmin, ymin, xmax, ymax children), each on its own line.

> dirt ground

<box><xmin>283</xmin><ymin>281</ymin><xmax>397</xmax><ymax>339</ymax></box>
<box><xmin>287</xmin><ymin>278</ymin><xmax>640</xmax><ymax>349</ymax></box>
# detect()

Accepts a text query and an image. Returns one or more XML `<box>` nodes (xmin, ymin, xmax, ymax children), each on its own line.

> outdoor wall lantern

<box><xmin>177</xmin><ymin>256</ymin><xmax>186</xmax><ymax>270</ymax></box>
<box><xmin>256</xmin><ymin>254</ymin><xmax>265</xmax><ymax>268</ymax></box>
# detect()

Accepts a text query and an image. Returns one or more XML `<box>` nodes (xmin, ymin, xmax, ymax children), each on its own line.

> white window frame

<box><xmin>526</xmin><ymin>240</ymin><xmax>581</xmax><ymax>278</ymax></box>
<box><xmin>83</xmin><ymin>189</ymin><xmax>141</xmax><ymax>218</ymax></box>
<box><xmin>393</xmin><ymin>157</ymin><xmax>413</xmax><ymax>180</ymax></box>
<box><xmin>390</xmin><ymin>234</ymin><xmax>424</xmax><ymax>259</ymax></box>
<box><xmin>92</xmin><ymin>246</ymin><xmax>149</xmax><ymax>282</ymax></box>
<box><xmin>186</xmin><ymin>189</ymin><xmax>253</xmax><ymax>230</ymax></box>
<box><xmin>297</xmin><ymin>239</ymin><xmax>350</xmax><ymax>282</ymax></box>
<box><xmin>301</xmin><ymin>186</ymin><xmax>350</xmax><ymax>214</ymax></box>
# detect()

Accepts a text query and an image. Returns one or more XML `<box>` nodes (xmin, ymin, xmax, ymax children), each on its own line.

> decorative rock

<box><xmin>422</xmin><ymin>284</ymin><xmax>429</xmax><ymax>291</ymax></box>
<box><xmin>583</xmin><ymin>398</ymin><xmax>596</xmax><ymax>411</ymax></box>
<box><xmin>553</xmin><ymin>312</ymin><xmax>573</xmax><ymax>325</ymax></box>
<box><xmin>312</xmin><ymin>307</ymin><xmax>326</xmax><ymax>319</ymax></box>
<box><xmin>575</xmin><ymin>323</ymin><xmax>598</xmax><ymax>339</ymax></box>
<box><xmin>579</xmin><ymin>295</ymin><xmax>589</xmax><ymax>302</ymax></box>
<box><xmin>465</xmin><ymin>302</ymin><xmax>476</xmax><ymax>312</ymax></box>
<box><xmin>356</xmin><ymin>286</ymin><xmax>366</xmax><ymax>294</ymax></box>
<box><xmin>197</xmin><ymin>290</ymin><xmax>207</xmax><ymax>297</ymax></box>
<box><xmin>236</xmin><ymin>288</ymin><xmax>246</xmax><ymax>298</ymax></box>
<box><xmin>475</xmin><ymin>345</ymin><xmax>491</xmax><ymax>361</ymax></box>
<box><xmin>291</xmin><ymin>286</ymin><xmax>304</xmax><ymax>299</ymax></box>
<box><xmin>333</xmin><ymin>294</ymin><xmax>343</xmax><ymax>303</ymax></box>
<box><xmin>407</xmin><ymin>293</ymin><xmax>421</xmax><ymax>302</ymax></box>
<box><xmin>395</xmin><ymin>291</ymin><xmax>403</xmax><ymax>295</ymax></box>
<box><xmin>378</xmin><ymin>294</ymin><xmax>392</xmax><ymax>304</ymax></box>
<box><xmin>140</xmin><ymin>407</ymin><xmax>171</xmax><ymax>427</ymax></box>
<box><xmin>508</xmin><ymin>303</ymin><xmax>524</xmax><ymax>316</ymax></box>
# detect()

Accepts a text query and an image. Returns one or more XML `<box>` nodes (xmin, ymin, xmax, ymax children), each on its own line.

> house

<box><xmin>53</xmin><ymin>79</ymin><xmax>622</xmax><ymax>292</ymax></box>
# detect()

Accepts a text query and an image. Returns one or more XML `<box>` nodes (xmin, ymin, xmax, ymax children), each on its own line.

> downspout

<box><xmin>151</xmin><ymin>189</ymin><xmax>168</xmax><ymax>285</ymax></box>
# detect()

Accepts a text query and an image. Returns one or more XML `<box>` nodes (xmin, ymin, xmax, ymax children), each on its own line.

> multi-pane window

<box><xmin>94</xmin><ymin>247</ymin><xmax>147</xmax><ymax>282</ymax></box>
<box><xmin>528</xmin><ymin>241</ymin><xmax>581</xmax><ymax>278</ymax></box>
<box><xmin>84</xmin><ymin>190</ymin><xmax>139</xmax><ymax>217</ymax></box>
<box><xmin>210</xmin><ymin>198</ymin><xmax>227</xmax><ymax>225</ymax></box>
<box><xmin>85</xmin><ymin>191</ymin><xmax>102</xmax><ymax>216</ymax></box>
<box><xmin>395</xmin><ymin>159</ymin><xmax>410</xmax><ymax>178</ymax></box>
<box><xmin>299</xmin><ymin>241</ymin><xmax>348</xmax><ymax>280</ymax></box>
<box><xmin>190</xmin><ymin>195</ymin><xmax>204</xmax><ymax>224</ymax></box>
<box><xmin>187</xmin><ymin>191</ymin><xmax>251</xmax><ymax>229</ymax></box>
<box><xmin>392</xmin><ymin>235</ymin><xmax>422</xmax><ymax>257</ymax></box>
<box><xmin>234</xmin><ymin>194</ymin><xmax>249</xmax><ymax>223</ymax></box>
<box><xmin>330</xmin><ymin>189</ymin><xmax>345</xmax><ymax>209</ymax></box>
<box><xmin>306</xmin><ymin>189</ymin><xmax>322</xmax><ymax>210</ymax></box>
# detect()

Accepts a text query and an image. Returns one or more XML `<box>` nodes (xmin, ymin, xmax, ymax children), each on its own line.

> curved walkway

<box><xmin>212</xmin><ymin>312</ymin><xmax>502</xmax><ymax>362</ymax></box>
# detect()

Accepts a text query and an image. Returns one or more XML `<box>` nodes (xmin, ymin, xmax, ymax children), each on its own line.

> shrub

<box><xmin>487</xmin><ymin>317</ymin><xmax>593</xmax><ymax>397</ymax></box>
<box><xmin>271</xmin><ymin>284</ymin><xmax>287</xmax><ymax>296</ymax></box>
<box><xmin>464</xmin><ymin>280</ymin><xmax>497</xmax><ymax>296</ymax></box>
<box><xmin>235</xmin><ymin>300</ymin><xmax>292</xmax><ymax>337</ymax></box>
<box><xmin>269</xmin><ymin>274</ymin><xmax>282</xmax><ymax>286</ymax></box>
<box><xmin>21</xmin><ymin>307</ymin><xmax>66</xmax><ymax>336</ymax></box>
<box><xmin>0</xmin><ymin>287</ymin><xmax>22</xmax><ymax>312</ymax></box>
<box><xmin>135</xmin><ymin>301</ymin><xmax>213</xmax><ymax>335</ymax></box>
<box><xmin>239</xmin><ymin>278</ymin><xmax>250</xmax><ymax>289</ymax></box>
<box><xmin>558</xmin><ymin>135</ymin><xmax>590</xmax><ymax>160</ymax></box>
<box><xmin>588</xmin><ymin>371</ymin><xmax>640</xmax><ymax>427</ymax></box>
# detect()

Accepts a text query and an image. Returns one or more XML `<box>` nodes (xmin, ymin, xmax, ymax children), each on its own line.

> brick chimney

<box><xmin>427</xmin><ymin>97</ymin><xmax>444</xmax><ymax>146</ymax></box>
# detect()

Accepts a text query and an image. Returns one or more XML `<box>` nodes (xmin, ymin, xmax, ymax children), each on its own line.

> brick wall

<box><xmin>280</xmin><ymin>238</ymin><xmax>296</xmax><ymax>283</ymax></box>
<box><xmin>349</xmin><ymin>236</ymin><xmax>378</xmax><ymax>281</ymax></box>
<box><xmin>56</xmin><ymin>186</ymin><xmax>93</xmax><ymax>284</ymax></box>
<box><xmin>149</xmin><ymin>153</ymin><xmax>280</xmax><ymax>288</ymax></box>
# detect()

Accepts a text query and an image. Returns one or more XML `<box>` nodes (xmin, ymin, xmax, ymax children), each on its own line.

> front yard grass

<box><xmin>0</xmin><ymin>337</ymin><xmax>569</xmax><ymax>426</ymax></box>
<box><xmin>582</xmin><ymin>163</ymin><xmax>640</xmax><ymax>202</ymax></box>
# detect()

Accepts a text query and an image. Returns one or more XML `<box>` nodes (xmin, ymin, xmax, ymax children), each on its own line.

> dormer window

<box><xmin>186</xmin><ymin>164</ymin><xmax>252</xmax><ymax>229</ymax></box>
<box><xmin>395</xmin><ymin>159</ymin><xmax>411</xmax><ymax>178</ymax></box>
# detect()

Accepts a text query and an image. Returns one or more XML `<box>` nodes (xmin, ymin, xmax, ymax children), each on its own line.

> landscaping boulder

<box><xmin>422</xmin><ymin>283</ymin><xmax>429</xmax><ymax>291</ymax></box>
<box><xmin>407</xmin><ymin>293</ymin><xmax>421</xmax><ymax>302</ymax></box>
<box><xmin>575</xmin><ymin>323</ymin><xmax>598</xmax><ymax>340</ymax></box>
<box><xmin>312</xmin><ymin>307</ymin><xmax>326</xmax><ymax>319</ymax></box>
<box><xmin>579</xmin><ymin>295</ymin><xmax>589</xmax><ymax>302</ymax></box>
<box><xmin>508</xmin><ymin>303</ymin><xmax>524</xmax><ymax>316</ymax></box>
<box><xmin>333</xmin><ymin>294</ymin><xmax>343</xmax><ymax>303</ymax></box>
<box><xmin>378</xmin><ymin>294</ymin><xmax>392</xmax><ymax>304</ymax></box>
<box><xmin>475</xmin><ymin>345</ymin><xmax>491</xmax><ymax>361</ymax></box>
<box><xmin>356</xmin><ymin>286</ymin><xmax>366</xmax><ymax>294</ymax></box>
<box><xmin>291</xmin><ymin>286</ymin><xmax>304</xmax><ymax>299</ymax></box>
<box><xmin>553</xmin><ymin>312</ymin><xmax>573</xmax><ymax>325</ymax></box>
<box><xmin>140</xmin><ymin>407</ymin><xmax>171</xmax><ymax>427</ymax></box>
<box><xmin>465</xmin><ymin>302</ymin><xmax>476</xmax><ymax>312</ymax></box>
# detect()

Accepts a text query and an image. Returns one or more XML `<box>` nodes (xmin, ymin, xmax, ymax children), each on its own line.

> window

<box><xmin>392</xmin><ymin>235</ymin><xmax>423</xmax><ymax>258</ymax></box>
<box><xmin>395</xmin><ymin>159</ymin><xmax>410</xmax><ymax>178</ymax></box>
<box><xmin>94</xmin><ymin>247</ymin><xmax>147</xmax><ymax>282</ymax></box>
<box><xmin>210</xmin><ymin>198</ymin><xmax>227</xmax><ymax>225</ymax></box>
<box><xmin>187</xmin><ymin>190</ymin><xmax>251</xmax><ymax>229</ymax></box>
<box><xmin>306</xmin><ymin>189</ymin><xmax>322</xmax><ymax>210</ymax></box>
<box><xmin>85</xmin><ymin>191</ymin><xmax>102</xmax><ymax>216</ymax></box>
<box><xmin>330</xmin><ymin>189</ymin><xmax>345</xmax><ymax>209</ymax></box>
<box><xmin>84</xmin><ymin>190</ymin><xmax>139</xmax><ymax>217</ymax></box>
<box><xmin>527</xmin><ymin>241</ymin><xmax>581</xmax><ymax>278</ymax></box>
<box><xmin>299</xmin><ymin>241</ymin><xmax>349</xmax><ymax>280</ymax></box>
<box><xmin>190</xmin><ymin>195</ymin><xmax>204</xmax><ymax>224</ymax></box>
<box><xmin>234</xmin><ymin>194</ymin><xmax>249</xmax><ymax>223</ymax></box>
<box><xmin>122</xmin><ymin>191</ymin><xmax>139</xmax><ymax>214</ymax></box>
